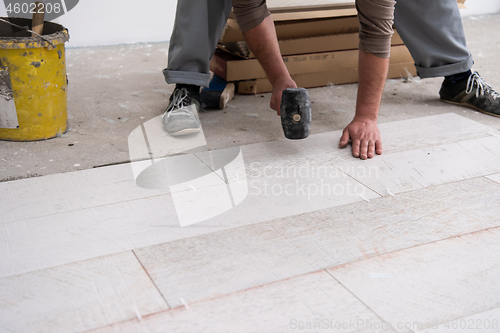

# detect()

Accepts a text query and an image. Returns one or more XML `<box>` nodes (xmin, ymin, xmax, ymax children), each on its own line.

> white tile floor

<box><xmin>1</xmin><ymin>114</ymin><xmax>500</xmax><ymax>332</ymax></box>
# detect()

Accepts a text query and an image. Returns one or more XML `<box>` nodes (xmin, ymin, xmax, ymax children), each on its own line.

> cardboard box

<box><xmin>238</xmin><ymin>62</ymin><xmax>417</xmax><ymax>94</ymax></box>
<box><xmin>271</xmin><ymin>8</ymin><xmax>357</xmax><ymax>21</ymax></box>
<box><xmin>220</xmin><ymin>16</ymin><xmax>359</xmax><ymax>43</ymax></box>
<box><xmin>228</xmin><ymin>1</ymin><xmax>357</xmax><ymax>21</ymax></box>
<box><xmin>219</xmin><ymin>30</ymin><xmax>405</xmax><ymax>59</ymax></box>
<box><xmin>211</xmin><ymin>45</ymin><xmax>413</xmax><ymax>82</ymax></box>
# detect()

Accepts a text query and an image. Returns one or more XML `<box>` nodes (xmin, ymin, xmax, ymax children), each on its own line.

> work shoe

<box><xmin>440</xmin><ymin>71</ymin><xmax>500</xmax><ymax>117</ymax></box>
<box><xmin>162</xmin><ymin>87</ymin><xmax>202</xmax><ymax>136</ymax></box>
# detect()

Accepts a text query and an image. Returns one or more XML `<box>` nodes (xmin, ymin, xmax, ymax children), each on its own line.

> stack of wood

<box><xmin>210</xmin><ymin>2</ymin><xmax>417</xmax><ymax>94</ymax></box>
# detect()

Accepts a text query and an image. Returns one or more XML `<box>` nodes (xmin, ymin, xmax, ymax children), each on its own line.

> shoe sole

<box><xmin>440</xmin><ymin>99</ymin><xmax>500</xmax><ymax>118</ymax></box>
<box><xmin>169</xmin><ymin>127</ymin><xmax>201</xmax><ymax>136</ymax></box>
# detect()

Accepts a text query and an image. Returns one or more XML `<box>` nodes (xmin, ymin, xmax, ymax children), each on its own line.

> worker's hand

<box><xmin>339</xmin><ymin>117</ymin><xmax>383</xmax><ymax>159</ymax></box>
<box><xmin>270</xmin><ymin>76</ymin><xmax>297</xmax><ymax>115</ymax></box>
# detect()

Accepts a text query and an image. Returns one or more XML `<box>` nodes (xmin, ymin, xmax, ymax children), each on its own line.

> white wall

<box><xmin>0</xmin><ymin>0</ymin><xmax>178</xmax><ymax>47</ymax></box>
<box><xmin>460</xmin><ymin>0</ymin><xmax>500</xmax><ymax>16</ymax></box>
<box><xmin>1</xmin><ymin>0</ymin><xmax>499</xmax><ymax>48</ymax></box>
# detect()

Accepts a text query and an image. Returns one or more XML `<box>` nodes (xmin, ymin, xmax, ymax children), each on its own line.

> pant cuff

<box><xmin>163</xmin><ymin>69</ymin><xmax>211</xmax><ymax>87</ymax></box>
<box><xmin>416</xmin><ymin>55</ymin><xmax>474</xmax><ymax>79</ymax></box>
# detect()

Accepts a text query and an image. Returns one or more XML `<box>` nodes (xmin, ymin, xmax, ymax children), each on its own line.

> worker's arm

<box><xmin>232</xmin><ymin>0</ymin><xmax>296</xmax><ymax>114</ymax></box>
<box><xmin>242</xmin><ymin>15</ymin><xmax>296</xmax><ymax>114</ymax></box>
<box><xmin>339</xmin><ymin>0</ymin><xmax>395</xmax><ymax>159</ymax></box>
<box><xmin>339</xmin><ymin>51</ymin><xmax>387</xmax><ymax>159</ymax></box>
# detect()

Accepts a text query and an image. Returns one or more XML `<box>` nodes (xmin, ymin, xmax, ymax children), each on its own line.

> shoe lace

<box><xmin>466</xmin><ymin>72</ymin><xmax>500</xmax><ymax>100</ymax></box>
<box><xmin>165</xmin><ymin>88</ymin><xmax>194</xmax><ymax>117</ymax></box>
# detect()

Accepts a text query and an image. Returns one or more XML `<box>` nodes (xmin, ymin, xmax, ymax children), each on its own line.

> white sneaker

<box><xmin>162</xmin><ymin>87</ymin><xmax>202</xmax><ymax>136</ymax></box>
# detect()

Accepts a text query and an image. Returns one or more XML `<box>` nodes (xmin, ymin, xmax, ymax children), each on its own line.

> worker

<box><xmin>162</xmin><ymin>0</ymin><xmax>499</xmax><ymax>160</ymax></box>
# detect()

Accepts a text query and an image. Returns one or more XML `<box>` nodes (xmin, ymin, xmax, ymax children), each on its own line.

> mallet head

<box><xmin>280</xmin><ymin>88</ymin><xmax>311</xmax><ymax>140</ymax></box>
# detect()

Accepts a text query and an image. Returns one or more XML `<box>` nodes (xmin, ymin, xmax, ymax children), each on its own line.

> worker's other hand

<box><xmin>270</xmin><ymin>76</ymin><xmax>297</xmax><ymax>115</ymax></box>
<box><xmin>339</xmin><ymin>117</ymin><xmax>383</xmax><ymax>159</ymax></box>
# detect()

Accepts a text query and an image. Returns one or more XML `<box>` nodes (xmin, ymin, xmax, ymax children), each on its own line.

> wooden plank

<box><xmin>87</xmin><ymin>270</ymin><xmax>394</xmax><ymax>333</ymax></box>
<box><xmin>133</xmin><ymin>177</ymin><xmax>500</xmax><ymax>309</ymax></box>
<box><xmin>0</xmin><ymin>251</ymin><xmax>168</xmax><ymax>333</ymax></box>
<box><xmin>334</xmin><ymin>135</ymin><xmax>500</xmax><ymax>196</ymax></box>
<box><xmin>328</xmin><ymin>227</ymin><xmax>500</xmax><ymax>332</ymax></box>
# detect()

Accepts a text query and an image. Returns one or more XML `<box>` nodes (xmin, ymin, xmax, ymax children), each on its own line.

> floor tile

<box><xmin>328</xmin><ymin>227</ymin><xmax>500</xmax><ymax>333</ymax></box>
<box><xmin>134</xmin><ymin>177</ymin><xmax>500</xmax><ymax>309</ymax></box>
<box><xmin>0</xmin><ymin>251</ymin><xmax>167</xmax><ymax>333</ymax></box>
<box><xmin>335</xmin><ymin>136</ymin><xmax>500</xmax><ymax>196</ymax></box>
<box><xmin>87</xmin><ymin>270</ymin><xmax>395</xmax><ymax>333</ymax></box>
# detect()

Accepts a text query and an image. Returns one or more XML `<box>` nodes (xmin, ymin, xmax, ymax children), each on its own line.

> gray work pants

<box><xmin>163</xmin><ymin>0</ymin><xmax>233</xmax><ymax>86</ymax></box>
<box><xmin>394</xmin><ymin>0</ymin><xmax>473</xmax><ymax>78</ymax></box>
<box><xmin>163</xmin><ymin>0</ymin><xmax>473</xmax><ymax>86</ymax></box>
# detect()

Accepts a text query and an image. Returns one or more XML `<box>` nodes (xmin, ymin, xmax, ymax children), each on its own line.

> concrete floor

<box><xmin>1</xmin><ymin>12</ymin><xmax>500</xmax><ymax>333</ymax></box>
<box><xmin>1</xmin><ymin>14</ymin><xmax>499</xmax><ymax>180</ymax></box>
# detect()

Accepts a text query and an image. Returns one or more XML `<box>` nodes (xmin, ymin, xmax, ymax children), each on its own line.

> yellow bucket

<box><xmin>0</xmin><ymin>17</ymin><xmax>69</xmax><ymax>141</ymax></box>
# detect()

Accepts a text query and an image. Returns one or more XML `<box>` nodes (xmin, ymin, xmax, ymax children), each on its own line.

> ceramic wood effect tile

<box><xmin>335</xmin><ymin>136</ymin><xmax>500</xmax><ymax>196</ymax></box>
<box><xmin>486</xmin><ymin>173</ymin><xmax>500</xmax><ymax>185</ymax></box>
<box><xmin>133</xmin><ymin>177</ymin><xmax>500</xmax><ymax>309</ymax></box>
<box><xmin>87</xmin><ymin>270</ymin><xmax>395</xmax><ymax>333</ymax></box>
<box><xmin>0</xmin><ymin>251</ymin><xmax>167</xmax><ymax>333</ymax></box>
<box><xmin>328</xmin><ymin>227</ymin><xmax>500</xmax><ymax>333</ymax></box>
<box><xmin>418</xmin><ymin>307</ymin><xmax>500</xmax><ymax>333</ymax></box>
<box><xmin>1</xmin><ymin>113</ymin><xmax>491</xmax><ymax>224</ymax></box>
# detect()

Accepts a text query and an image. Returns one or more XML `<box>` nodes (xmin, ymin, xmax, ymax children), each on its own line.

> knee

<box><xmin>232</xmin><ymin>0</ymin><xmax>271</xmax><ymax>32</ymax></box>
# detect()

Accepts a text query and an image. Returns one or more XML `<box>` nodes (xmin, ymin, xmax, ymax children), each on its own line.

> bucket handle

<box><xmin>0</xmin><ymin>17</ymin><xmax>56</xmax><ymax>49</ymax></box>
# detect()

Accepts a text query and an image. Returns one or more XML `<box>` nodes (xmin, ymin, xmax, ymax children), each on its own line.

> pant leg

<box><xmin>163</xmin><ymin>0</ymin><xmax>233</xmax><ymax>87</ymax></box>
<box><xmin>394</xmin><ymin>0</ymin><xmax>473</xmax><ymax>78</ymax></box>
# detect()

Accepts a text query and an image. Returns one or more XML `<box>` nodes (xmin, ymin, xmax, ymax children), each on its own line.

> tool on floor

<box><xmin>280</xmin><ymin>88</ymin><xmax>311</xmax><ymax>140</ymax></box>
<box><xmin>32</xmin><ymin>1</ymin><xmax>45</xmax><ymax>36</ymax></box>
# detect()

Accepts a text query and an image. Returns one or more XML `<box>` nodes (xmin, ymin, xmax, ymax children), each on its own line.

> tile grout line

<box><xmin>132</xmin><ymin>249</ymin><xmax>171</xmax><ymax>310</ymax></box>
<box><xmin>483</xmin><ymin>174</ymin><xmax>500</xmax><ymax>186</ymax></box>
<box><xmin>193</xmin><ymin>151</ymin><xmax>228</xmax><ymax>184</ymax></box>
<box><xmin>332</xmin><ymin>164</ymin><xmax>385</xmax><ymax>197</ymax></box>
<box><xmin>324</xmin><ymin>224</ymin><xmax>500</xmax><ymax>271</ymax></box>
<box><xmin>323</xmin><ymin>269</ymin><xmax>399</xmax><ymax>333</ymax></box>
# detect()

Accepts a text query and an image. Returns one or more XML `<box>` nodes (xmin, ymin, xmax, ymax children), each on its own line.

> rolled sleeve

<box><xmin>232</xmin><ymin>0</ymin><xmax>271</xmax><ymax>32</ymax></box>
<box><xmin>356</xmin><ymin>0</ymin><xmax>395</xmax><ymax>58</ymax></box>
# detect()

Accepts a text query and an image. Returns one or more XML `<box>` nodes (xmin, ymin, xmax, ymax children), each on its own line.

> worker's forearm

<box><xmin>355</xmin><ymin>51</ymin><xmax>389</xmax><ymax>121</ymax></box>
<box><xmin>242</xmin><ymin>15</ymin><xmax>291</xmax><ymax>85</ymax></box>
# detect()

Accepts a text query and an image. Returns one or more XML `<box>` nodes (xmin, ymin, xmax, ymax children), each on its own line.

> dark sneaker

<box><xmin>162</xmin><ymin>87</ymin><xmax>202</xmax><ymax>136</ymax></box>
<box><xmin>440</xmin><ymin>71</ymin><xmax>500</xmax><ymax>117</ymax></box>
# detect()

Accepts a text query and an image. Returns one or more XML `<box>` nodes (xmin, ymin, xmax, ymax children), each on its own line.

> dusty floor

<box><xmin>1</xmin><ymin>14</ymin><xmax>499</xmax><ymax>179</ymax></box>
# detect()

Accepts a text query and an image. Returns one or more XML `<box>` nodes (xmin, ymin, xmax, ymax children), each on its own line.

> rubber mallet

<box><xmin>280</xmin><ymin>88</ymin><xmax>312</xmax><ymax>140</ymax></box>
